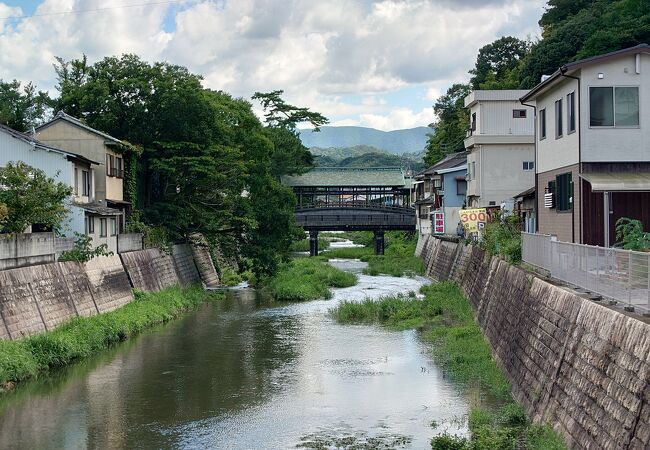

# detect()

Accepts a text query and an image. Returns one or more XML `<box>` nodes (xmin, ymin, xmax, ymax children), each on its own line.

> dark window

<box><xmin>74</xmin><ymin>168</ymin><xmax>78</xmax><ymax>194</ymax></box>
<box><xmin>86</xmin><ymin>216</ymin><xmax>95</xmax><ymax>234</ymax></box>
<box><xmin>82</xmin><ymin>170</ymin><xmax>90</xmax><ymax>196</ymax></box>
<box><xmin>116</xmin><ymin>157</ymin><xmax>124</xmax><ymax>178</ymax></box>
<box><xmin>555</xmin><ymin>99</ymin><xmax>563</xmax><ymax>138</ymax></box>
<box><xmin>589</xmin><ymin>87</ymin><xmax>639</xmax><ymax>127</ymax></box>
<box><xmin>471</xmin><ymin>112</ymin><xmax>476</xmax><ymax>131</ymax></box>
<box><xmin>523</xmin><ymin>161</ymin><xmax>535</xmax><ymax>171</ymax></box>
<box><xmin>433</xmin><ymin>178</ymin><xmax>442</xmax><ymax>189</ymax></box>
<box><xmin>99</xmin><ymin>218</ymin><xmax>107</xmax><ymax>237</ymax></box>
<box><xmin>539</xmin><ymin>108</ymin><xmax>546</xmax><ymax>139</ymax></box>
<box><xmin>110</xmin><ymin>218</ymin><xmax>117</xmax><ymax>236</ymax></box>
<box><xmin>513</xmin><ymin>109</ymin><xmax>527</xmax><ymax>118</ymax></box>
<box><xmin>567</xmin><ymin>92</ymin><xmax>576</xmax><ymax>133</ymax></box>
<box><xmin>456</xmin><ymin>179</ymin><xmax>467</xmax><ymax>195</ymax></box>
<box><xmin>555</xmin><ymin>173</ymin><xmax>573</xmax><ymax>211</ymax></box>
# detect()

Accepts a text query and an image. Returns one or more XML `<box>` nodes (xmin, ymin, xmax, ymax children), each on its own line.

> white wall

<box><xmin>479</xmin><ymin>100</ymin><xmax>534</xmax><ymax>136</ymax></box>
<box><xmin>475</xmin><ymin>144</ymin><xmax>535</xmax><ymax>207</ymax></box>
<box><xmin>580</xmin><ymin>53</ymin><xmax>650</xmax><ymax>162</ymax></box>
<box><xmin>535</xmin><ymin>77</ymin><xmax>580</xmax><ymax>173</ymax></box>
<box><xmin>0</xmin><ymin>131</ymin><xmax>73</xmax><ymax>184</ymax></box>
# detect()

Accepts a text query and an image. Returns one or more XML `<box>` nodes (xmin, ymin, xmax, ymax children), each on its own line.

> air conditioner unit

<box><xmin>544</xmin><ymin>192</ymin><xmax>554</xmax><ymax>208</ymax></box>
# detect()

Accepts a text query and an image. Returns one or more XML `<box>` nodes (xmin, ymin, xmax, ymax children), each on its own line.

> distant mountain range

<box><xmin>299</xmin><ymin>126</ymin><xmax>432</xmax><ymax>154</ymax></box>
<box><xmin>310</xmin><ymin>145</ymin><xmax>425</xmax><ymax>171</ymax></box>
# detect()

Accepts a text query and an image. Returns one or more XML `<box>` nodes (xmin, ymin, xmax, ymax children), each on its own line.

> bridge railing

<box><xmin>295</xmin><ymin>202</ymin><xmax>414</xmax><ymax>214</ymax></box>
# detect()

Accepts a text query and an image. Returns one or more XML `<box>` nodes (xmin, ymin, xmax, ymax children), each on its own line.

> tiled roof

<box><xmin>0</xmin><ymin>123</ymin><xmax>98</xmax><ymax>165</ymax></box>
<box><xmin>36</xmin><ymin>111</ymin><xmax>123</xmax><ymax>145</ymax></box>
<box><xmin>282</xmin><ymin>167</ymin><xmax>407</xmax><ymax>187</ymax></box>
<box><xmin>421</xmin><ymin>151</ymin><xmax>468</xmax><ymax>175</ymax></box>
<box><xmin>73</xmin><ymin>202</ymin><xmax>122</xmax><ymax>216</ymax></box>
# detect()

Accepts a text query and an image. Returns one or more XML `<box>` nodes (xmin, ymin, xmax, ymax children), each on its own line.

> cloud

<box><xmin>332</xmin><ymin>106</ymin><xmax>435</xmax><ymax>131</ymax></box>
<box><xmin>0</xmin><ymin>0</ymin><xmax>545</xmax><ymax>130</ymax></box>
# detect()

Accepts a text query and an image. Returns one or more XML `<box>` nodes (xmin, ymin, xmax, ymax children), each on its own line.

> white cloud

<box><xmin>0</xmin><ymin>0</ymin><xmax>546</xmax><ymax>130</ymax></box>
<box><xmin>333</xmin><ymin>106</ymin><xmax>435</xmax><ymax>131</ymax></box>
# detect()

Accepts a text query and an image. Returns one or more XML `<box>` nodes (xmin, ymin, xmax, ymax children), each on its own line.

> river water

<box><xmin>0</xmin><ymin>251</ymin><xmax>470</xmax><ymax>449</ymax></box>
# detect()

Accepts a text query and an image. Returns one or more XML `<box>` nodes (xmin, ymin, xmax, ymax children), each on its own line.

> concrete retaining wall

<box><xmin>120</xmin><ymin>248</ymin><xmax>179</xmax><ymax>292</ymax></box>
<box><xmin>191</xmin><ymin>243</ymin><xmax>220</xmax><ymax>287</ymax></box>
<box><xmin>117</xmin><ymin>233</ymin><xmax>143</xmax><ymax>253</ymax></box>
<box><xmin>417</xmin><ymin>234</ymin><xmax>650</xmax><ymax>449</ymax></box>
<box><xmin>171</xmin><ymin>244</ymin><xmax>201</xmax><ymax>287</ymax></box>
<box><xmin>0</xmin><ymin>233</ymin><xmax>56</xmax><ymax>270</ymax></box>
<box><xmin>0</xmin><ymin>255</ymin><xmax>134</xmax><ymax>340</ymax></box>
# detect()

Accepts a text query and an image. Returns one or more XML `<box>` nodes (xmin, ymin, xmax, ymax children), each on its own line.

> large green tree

<box><xmin>0</xmin><ymin>162</ymin><xmax>72</xmax><ymax>233</ymax></box>
<box><xmin>469</xmin><ymin>36</ymin><xmax>530</xmax><ymax>89</ymax></box>
<box><xmin>424</xmin><ymin>83</ymin><xmax>471</xmax><ymax>166</ymax></box>
<box><xmin>0</xmin><ymin>80</ymin><xmax>51</xmax><ymax>132</ymax></box>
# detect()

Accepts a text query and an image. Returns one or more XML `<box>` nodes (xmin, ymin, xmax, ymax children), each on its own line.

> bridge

<box><xmin>282</xmin><ymin>167</ymin><xmax>416</xmax><ymax>256</ymax></box>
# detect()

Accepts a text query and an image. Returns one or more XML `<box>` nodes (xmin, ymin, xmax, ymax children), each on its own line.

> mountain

<box><xmin>299</xmin><ymin>126</ymin><xmax>432</xmax><ymax>154</ymax></box>
<box><xmin>310</xmin><ymin>145</ymin><xmax>425</xmax><ymax>171</ymax></box>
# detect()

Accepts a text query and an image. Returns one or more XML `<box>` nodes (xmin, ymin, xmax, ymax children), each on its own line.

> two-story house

<box><xmin>35</xmin><ymin>111</ymin><xmax>129</xmax><ymax>234</ymax></box>
<box><xmin>463</xmin><ymin>90</ymin><xmax>535</xmax><ymax>209</ymax></box>
<box><xmin>0</xmin><ymin>123</ymin><xmax>124</xmax><ymax>251</ymax></box>
<box><xmin>414</xmin><ymin>151</ymin><xmax>468</xmax><ymax>235</ymax></box>
<box><xmin>521</xmin><ymin>44</ymin><xmax>650</xmax><ymax>246</ymax></box>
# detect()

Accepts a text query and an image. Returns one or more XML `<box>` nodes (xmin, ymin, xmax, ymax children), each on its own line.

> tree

<box><xmin>424</xmin><ymin>83</ymin><xmax>471</xmax><ymax>166</ymax></box>
<box><xmin>252</xmin><ymin>90</ymin><xmax>329</xmax><ymax>132</ymax></box>
<box><xmin>0</xmin><ymin>162</ymin><xmax>72</xmax><ymax>233</ymax></box>
<box><xmin>469</xmin><ymin>37</ymin><xmax>530</xmax><ymax>89</ymax></box>
<box><xmin>59</xmin><ymin>232</ymin><xmax>113</xmax><ymax>262</ymax></box>
<box><xmin>0</xmin><ymin>80</ymin><xmax>51</xmax><ymax>132</ymax></box>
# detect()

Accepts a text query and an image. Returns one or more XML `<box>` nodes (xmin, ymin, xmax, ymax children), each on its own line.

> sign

<box><xmin>459</xmin><ymin>208</ymin><xmax>487</xmax><ymax>233</ymax></box>
<box><xmin>433</xmin><ymin>211</ymin><xmax>445</xmax><ymax>235</ymax></box>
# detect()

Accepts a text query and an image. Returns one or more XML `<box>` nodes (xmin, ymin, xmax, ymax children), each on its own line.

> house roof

<box><xmin>74</xmin><ymin>202</ymin><xmax>123</xmax><ymax>216</ymax></box>
<box><xmin>521</xmin><ymin>44</ymin><xmax>650</xmax><ymax>102</ymax></box>
<box><xmin>282</xmin><ymin>167</ymin><xmax>407</xmax><ymax>187</ymax></box>
<box><xmin>465</xmin><ymin>90</ymin><xmax>531</xmax><ymax>108</ymax></box>
<box><xmin>0</xmin><ymin>123</ymin><xmax>98</xmax><ymax>165</ymax></box>
<box><xmin>421</xmin><ymin>151</ymin><xmax>468</xmax><ymax>175</ymax></box>
<box><xmin>514</xmin><ymin>186</ymin><xmax>535</xmax><ymax>199</ymax></box>
<box><xmin>36</xmin><ymin>111</ymin><xmax>123</xmax><ymax>145</ymax></box>
<box><xmin>579</xmin><ymin>172</ymin><xmax>650</xmax><ymax>192</ymax></box>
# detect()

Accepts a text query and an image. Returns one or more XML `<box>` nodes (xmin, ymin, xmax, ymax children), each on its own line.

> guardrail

<box><xmin>522</xmin><ymin>232</ymin><xmax>650</xmax><ymax>314</ymax></box>
<box><xmin>296</xmin><ymin>203</ymin><xmax>414</xmax><ymax>213</ymax></box>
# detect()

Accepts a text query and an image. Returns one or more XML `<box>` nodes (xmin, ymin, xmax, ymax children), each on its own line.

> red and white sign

<box><xmin>433</xmin><ymin>211</ymin><xmax>445</xmax><ymax>235</ymax></box>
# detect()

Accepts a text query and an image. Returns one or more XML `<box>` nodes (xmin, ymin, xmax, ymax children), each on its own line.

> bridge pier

<box><xmin>309</xmin><ymin>230</ymin><xmax>319</xmax><ymax>257</ymax></box>
<box><xmin>374</xmin><ymin>230</ymin><xmax>385</xmax><ymax>255</ymax></box>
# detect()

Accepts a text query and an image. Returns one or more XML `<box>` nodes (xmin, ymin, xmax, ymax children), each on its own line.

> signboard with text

<box><xmin>459</xmin><ymin>208</ymin><xmax>487</xmax><ymax>233</ymax></box>
<box><xmin>433</xmin><ymin>211</ymin><xmax>445</xmax><ymax>235</ymax></box>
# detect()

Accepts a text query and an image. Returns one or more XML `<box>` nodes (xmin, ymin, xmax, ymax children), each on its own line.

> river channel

<box><xmin>0</xmin><ymin>251</ymin><xmax>470</xmax><ymax>449</ymax></box>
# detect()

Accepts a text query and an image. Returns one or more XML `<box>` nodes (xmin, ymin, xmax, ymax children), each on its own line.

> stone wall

<box><xmin>0</xmin><ymin>255</ymin><xmax>134</xmax><ymax>340</ymax></box>
<box><xmin>120</xmin><ymin>248</ymin><xmax>179</xmax><ymax>292</ymax></box>
<box><xmin>417</xmin><ymin>234</ymin><xmax>650</xmax><ymax>449</ymax></box>
<box><xmin>191</xmin><ymin>243</ymin><xmax>220</xmax><ymax>288</ymax></box>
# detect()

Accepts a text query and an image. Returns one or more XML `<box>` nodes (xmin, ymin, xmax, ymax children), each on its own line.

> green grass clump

<box><xmin>321</xmin><ymin>246</ymin><xmax>374</xmax><ymax>259</ymax></box>
<box><xmin>0</xmin><ymin>285</ymin><xmax>223</xmax><ymax>389</ymax></box>
<box><xmin>289</xmin><ymin>238</ymin><xmax>330</xmax><ymax>253</ymax></box>
<box><xmin>331</xmin><ymin>281</ymin><xmax>566</xmax><ymax>450</ymax></box>
<box><xmin>362</xmin><ymin>255</ymin><xmax>424</xmax><ymax>277</ymax></box>
<box><xmin>266</xmin><ymin>258</ymin><xmax>357</xmax><ymax>302</ymax></box>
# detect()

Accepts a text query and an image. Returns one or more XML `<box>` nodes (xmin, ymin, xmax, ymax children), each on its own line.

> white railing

<box><xmin>522</xmin><ymin>232</ymin><xmax>650</xmax><ymax>314</ymax></box>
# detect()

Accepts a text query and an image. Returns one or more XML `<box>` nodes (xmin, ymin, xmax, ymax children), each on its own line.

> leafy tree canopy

<box><xmin>0</xmin><ymin>162</ymin><xmax>72</xmax><ymax>233</ymax></box>
<box><xmin>252</xmin><ymin>90</ymin><xmax>329</xmax><ymax>131</ymax></box>
<box><xmin>469</xmin><ymin>36</ymin><xmax>530</xmax><ymax>89</ymax></box>
<box><xmin>0</xmin><ymin>80</ymin><xmax>51</xmax><ymax>132</ymax></box>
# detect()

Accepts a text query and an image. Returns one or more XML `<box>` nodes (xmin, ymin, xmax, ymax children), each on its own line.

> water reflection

<box><xmin>0</xmin><ymin>263</ymin><xmax>469</xmax><ymax>449</ymax></box>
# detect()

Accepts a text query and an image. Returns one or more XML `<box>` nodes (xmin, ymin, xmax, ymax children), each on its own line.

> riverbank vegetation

<box><xmin>0</xmin><ymin>285</ymin><xmax>223</xmax><ymax>391</ymax></box>
<box><xmin>265</xmin><ymin>258</ymin><xmax>357</xmax><ymax>302</ymax></box>
<box><xmin>332</xmin><ymin>282</ymin><xmax>565</xmax><ymax>449</ymax></box>
<box><xmin>289</xmin><ymin>237</ymin><xmax>330</xmax><ymax>253</ymax></box>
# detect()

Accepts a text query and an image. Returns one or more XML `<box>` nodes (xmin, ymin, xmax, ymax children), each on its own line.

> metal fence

<box><xmin>522</xmin><ymin>232</ymin><xmax>650</xmax><ymax>314</ymax></box>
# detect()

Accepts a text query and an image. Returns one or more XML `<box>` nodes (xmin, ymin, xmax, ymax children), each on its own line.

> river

<box><xmin>0</xmin><ymin>250</ymin><xmax>470</xmax><ymax>449</ymax></box>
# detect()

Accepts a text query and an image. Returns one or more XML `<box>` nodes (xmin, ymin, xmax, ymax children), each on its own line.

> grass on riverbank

<box><xmin>331</xmin><ymin>282</ymin><xmax>565</xmax><ymax>450</ymax></box>
<box><xmin>265</xmin><ymin>258</ymin><xmax>357</xmax><ymax>302</ymax></box>
<box><xmin>289</xmin><ymin>238</ymin><xmax>331</xmax><ymax>253</ymax></box>
<box><xmin>0</xmin><ymin>285</ymin><xmax>223</xmax><ymax>390</ymax></box>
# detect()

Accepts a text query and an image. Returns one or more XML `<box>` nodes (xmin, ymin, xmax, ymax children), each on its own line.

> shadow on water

<box><xmin>0</xmin><ymin>262</ymin><xmax>472</xmax><ymax>449</ymax></box>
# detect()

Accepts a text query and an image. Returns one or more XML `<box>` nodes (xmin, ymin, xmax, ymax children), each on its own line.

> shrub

<box><xmin>59</xmin><ymin>232</ymin><xmax>113</xmax><ymax>262</ymax></box>
<box><xmin>615</xmin><ymin>217</ymin><xmax>650</xmax><ymax>251</ymax></box>
<box><xmin>480</xmin><ymin>213</ymin><xmax>522</xmax><ymax>263</ymax></box>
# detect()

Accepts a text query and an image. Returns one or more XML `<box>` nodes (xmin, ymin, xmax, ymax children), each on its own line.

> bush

<box><xmin>480</xmin><ymin>213</ymin><xmax>522</xmax><ymax>263</ymax></box>
<box><xmin>615</xmin><ymin>217</ymin><xmax>650</xmax><ymax>250</ymax></box>
<box><xmin>289</xmin><ymin>238</ymin><xmax>330</xmax><ymax>252</ymax></box>
<box><xmin>59</xmin><ymin>232</ymin><xmax>113</xmax><ymax>262</ymax></box>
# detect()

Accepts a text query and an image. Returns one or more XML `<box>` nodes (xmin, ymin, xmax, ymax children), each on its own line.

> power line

<box><xmin>0</xmin><ymin>0</ymin><xmax>191</xmax><ymax>21</ymax></box>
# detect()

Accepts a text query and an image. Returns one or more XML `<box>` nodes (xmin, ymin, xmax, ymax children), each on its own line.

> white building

<box><xmin>463</xmin><ymin>90</ymin><xmax>535</xmax><ymax>210</ymax></box>
<box><xmin>0</xmin><ymin>124</ymin><xmax>121</xmax><ymax>252</ymax></box>
<box><xmin>521</xmin><ymin>44</ymin><xmax>650</xmax><ymax>246</ymax></box>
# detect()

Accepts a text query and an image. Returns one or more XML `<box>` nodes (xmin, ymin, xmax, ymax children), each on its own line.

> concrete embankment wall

<box><xmin>417</xmin><ymin>235</ymin><xmax>650</xmax><ymax>449</ymax></box>
<box><xmin>0</xmin><ymin>242</ymin><xmax>220</xmax><ymax>340</ymax></box>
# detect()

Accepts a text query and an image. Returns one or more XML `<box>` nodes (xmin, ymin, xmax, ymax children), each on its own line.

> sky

<box><xmin>0</xmin><ymin>0</ymin><xmax>546</xmax><ymax>131</ymax></box>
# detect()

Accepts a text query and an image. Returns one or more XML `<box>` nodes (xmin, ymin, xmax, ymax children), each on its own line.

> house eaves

<box><xmin>36</xmin><ymin>111</ymin><xmax>123</xmax><ymax>145</ymax></box>
<box><xmin>521</xmin><ymin>44</ymin><xmax>650</xmax><ymax>103</ymax></box>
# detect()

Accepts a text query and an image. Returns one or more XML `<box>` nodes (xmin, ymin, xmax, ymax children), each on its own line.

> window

<box><xmin>513</xmin><ymin>109</ymin><xmax>527</xmax><ymax>118</ymax></box>
<box><xmin>110</xmin><ymin>218</ymin><xmax>117</xmax><ymax>236</ymax></box>
<box><xmin>106</xmin><ymin>154</ymin><xmax>117</xmax><ymax>177</ymax></box>
<box><xmin>539</xmin><ymin>108</ymin><xmax>546</xmax><ymax>139</ymax></box>
<box><xmin>456</xmin><ymin>179</ymin><xmax>467</xmax><ymax>195</ymax></box>
<box><xmin>74</xmin><ymin>168</ymin><xmax>79</xmax><ymax>195</ymax></box>
<box><xmin>85</xmin><ymin>216</ymin><xmax>95</xmax><ymax>234</ymax></box>
<box><xmin>555</xmin><ymin>99</ymin><xmax>563</xmax><ymax>138</ymax></box>
<box><xmin>433</xmin><ymin>178</ymin><xmax>442</xmax><ymax>189</ymax></box>
<box><xmin>82</xmin><ymin>170</ymin><xmax>90</xmax><ymax>196</ymax></box>
<box><xmin>472</xmin><ymin>162</ymin><xmax>476</xmax><ymax>180</ymax></box>
<box><xmin>545</xmin><ymin>180</ymin><xmax>556</xmax><ymax>209</ymax></box>
<box><xmin>471</xmin><ymin>112</ymin><xmax>476</xmax><ymax>131</ymax></box>
<box><xmin>99</xmin><ymin>218</ymin><xmax>107</xmax><ymax>237</ymax></box>
<box><xmin>523</xmin><ymin>161</ymin><xmax>535</xmax><ymax>171</ymax></box>
<box><xmin>590</xmin><ymin>86</ymin><xmax>639</xmax><ymax>127</ymax></box>
<box><xmin>555</xmin><ymin>173</ymin><xmax>573</xmax><ymax>211</ymax></box>
<box><xmin>567</xmin><ymin>92</ymin><xmax>576</xmax><ymax>133</ymax></box>
<box><xmin>115</xmin><ymin>157</ymin><xmax>123</xmax><ymax>178</ymax></box>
